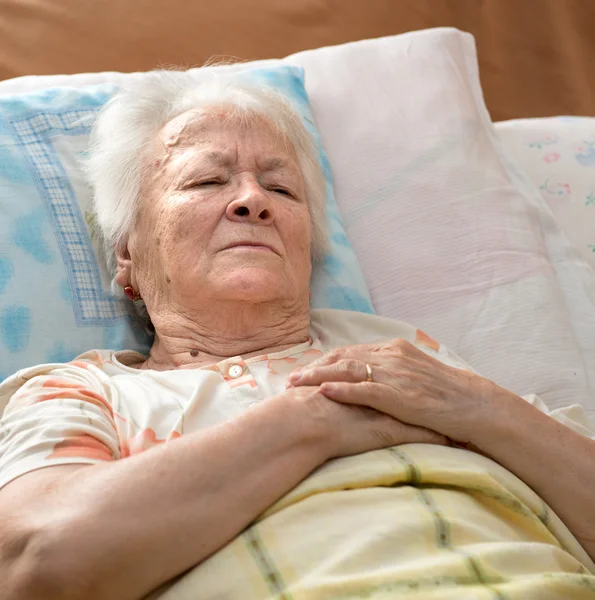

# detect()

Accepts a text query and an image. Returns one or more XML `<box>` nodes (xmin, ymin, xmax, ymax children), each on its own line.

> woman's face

<box><xmin>116</xmin><ymin>108</ymin><xmax>313</xmax><ymax>311</ymax></box>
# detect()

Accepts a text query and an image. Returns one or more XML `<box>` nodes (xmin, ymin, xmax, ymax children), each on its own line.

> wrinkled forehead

<box><xmin>156</xmin><ymin>106</ymin><xmax>292</xmax><ymax>156</ymax></box>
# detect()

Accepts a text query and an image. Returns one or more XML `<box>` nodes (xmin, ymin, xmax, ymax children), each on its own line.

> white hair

<box><xmin>84</xmin><ymin>69</ymin><xmax>328</xmax><ymax>289</ymax></box>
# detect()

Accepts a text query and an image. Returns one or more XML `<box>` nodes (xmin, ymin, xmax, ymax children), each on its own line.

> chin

<box><xmin>214</xmin><ymin>270</ymin><xmax>291</xmax><ymax>303</ymax></box>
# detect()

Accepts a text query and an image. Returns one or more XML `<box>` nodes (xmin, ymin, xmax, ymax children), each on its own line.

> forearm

<box><xmin>471</xmin><ymin>388</ymin><xmax>595</xmax><ymax>559</ymax></box>
<box><xmin>24</xmin><ymin>400</ymin><xmax>326</xmax><ymax>600</ymax></box>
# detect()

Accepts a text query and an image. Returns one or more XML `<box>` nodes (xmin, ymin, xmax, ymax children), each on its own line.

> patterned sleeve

<box><xmin>0</xmin><ymin>361</ymin><xmax>121</xmax><ymax>490</ymax></box>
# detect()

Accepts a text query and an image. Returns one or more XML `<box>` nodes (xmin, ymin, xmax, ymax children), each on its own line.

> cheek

<box><xmin>131</xmin><ymin>200</ymin><xmax>201</xmax><ymax>275</ymax></box>
<box><xmin>156</xmin><ymin>196</ymin><xmax>218</xmax><ymax>255</ymax></box>
<box><xmin>284</xmin><ymin>209</ymin><xmax>312</xmax><ymax>259</ymax></box>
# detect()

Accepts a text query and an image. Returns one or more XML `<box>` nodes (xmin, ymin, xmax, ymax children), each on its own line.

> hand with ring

<box><xmin>286</xmin><ymin>338</ymin><xmax>512</xmax><ymax>447</ymax></box>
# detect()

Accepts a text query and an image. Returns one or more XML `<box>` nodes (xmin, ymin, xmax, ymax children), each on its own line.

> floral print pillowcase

<box><xmin>495</xmin><ymin>117</ymin><xmax>595</xmax><ymax>271</ymax></box>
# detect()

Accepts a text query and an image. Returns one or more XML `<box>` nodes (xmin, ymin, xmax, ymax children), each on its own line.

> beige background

<box><xmin>0</xmin><ymin>0</ymin><xmax>593</xmax><ymax>121</ymax></box>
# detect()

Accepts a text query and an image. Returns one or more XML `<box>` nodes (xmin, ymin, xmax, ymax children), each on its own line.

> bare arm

<box><xmin>468</xmin><ymin>389</ymin><xmax>595</xmax><ymax>560</ymax></box>
<box><xmin>0</xmin><ymin>384</ymin><xmax>445</xmax><ymax>600</ymax></box>
<box><xmin>1</xmin><ymin>393</ymin><xmax>324</xmax><ymax>600</ymax></box>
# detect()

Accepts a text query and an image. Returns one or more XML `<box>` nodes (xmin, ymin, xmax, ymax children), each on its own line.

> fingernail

<box><xmin>289</xmin><ymin>372</ymin><xmax>302</xmax><ymax>383</ymax></box>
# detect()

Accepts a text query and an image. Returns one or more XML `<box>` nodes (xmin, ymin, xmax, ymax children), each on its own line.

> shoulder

<box><xmin>0</xmin><ymin>348</ymin><xmax>143</xmax><ymax>416</ymax></box>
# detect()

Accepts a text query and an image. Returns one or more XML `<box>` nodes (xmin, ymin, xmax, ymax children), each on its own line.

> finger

<box><xmin>289</xmin><ymin>339</ymin><xmax>435</xmax><ymax>385</ymax></box>
<box><xmin>288</xmin><ymin>358</ymin><xmax>374</xmax><ymax>388</ymax></box>
<box><xmin>320</xmin><ymin>380</ymin><xmax>419</xmax><ymax>426</ymax></box>
<box><xmin>286</xmin><ymin>352</ymin><xmax>345</xmax><ymax>383</ymax></box>
<box><xmin>357</xmin><ymin>407</ymin><xmax>448</xmax><ymax>447</ymax></box>
<box><xmin>287</xmin><ymin>344</ymin><xmax>378</xmax><ymax>381</ymax></box>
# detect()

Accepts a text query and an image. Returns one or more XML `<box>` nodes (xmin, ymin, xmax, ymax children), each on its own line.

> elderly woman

<box><xmin>1</xmin><ymin>72</ymin><xmax>594</xmax><ymax>600</ymax></box>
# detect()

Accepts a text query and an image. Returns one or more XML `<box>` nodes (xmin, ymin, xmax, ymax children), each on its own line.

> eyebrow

<box><xmin>260</xmin><ymin>157</ymin><xmax>290</xmax><ymax>172</ymax></box>
<box><xmin>203</xmin><ymin>151</ymin><xmax>233</xmax><ymax>166</ymax></box>
<box><xmin>199</xmin><ymin>153</ymin><xmax>290</xmax><ymax>173</ymax></box>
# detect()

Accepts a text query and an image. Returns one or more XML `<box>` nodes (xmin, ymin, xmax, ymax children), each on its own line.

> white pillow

<box><xmin>283</xmin><ymin>29</ymin><xmax>595</xmax><ymax>417</ymax></box>
<box><xmin>495</xmin><ymin>117</ymin><xmax>595</xmax><ymax>272</ymax></box>
<box><xmin>495</xmin><ymin>117</ymin><xmax>595</xmax><ymax>411</ymax></box>
<box><xmin>2</xmin><ymin>29</ymin><xmax>593</xmax><ymax>419</ymax></box>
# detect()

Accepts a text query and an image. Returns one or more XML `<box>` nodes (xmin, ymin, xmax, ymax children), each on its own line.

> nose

<box><xmin>226</xmin><ymin>179</ymin><xmax>275</xmax><ymax>225</ymax></box>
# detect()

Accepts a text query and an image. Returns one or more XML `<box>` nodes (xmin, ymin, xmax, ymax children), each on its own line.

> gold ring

<box><xmin>365</xmin><ymin>363</ymin><xmax>373</xmax><ymax>382</ymax></box>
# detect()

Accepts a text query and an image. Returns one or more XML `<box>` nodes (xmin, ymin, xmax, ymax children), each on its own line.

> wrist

<box><xmin>466</xmin><ymin>381</ymin><xmax>527</xmax><ymax>450</ymax></box>
<box><xmin>255</xmin><ymin>394</ymin><xmax>331</xmax><ymax>465</ymax></box>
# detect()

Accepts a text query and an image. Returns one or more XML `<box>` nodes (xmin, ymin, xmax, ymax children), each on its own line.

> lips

<box><xmin>224</xmin><ymin>241</ymin><xmax>279</xmax><ymax>255</ymax></box>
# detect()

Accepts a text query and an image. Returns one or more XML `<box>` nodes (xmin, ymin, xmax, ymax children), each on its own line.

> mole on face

<box><xmin>190</xmin><ymin>349</ymin><xmax>199</xmax><ymax>357</ymax></box>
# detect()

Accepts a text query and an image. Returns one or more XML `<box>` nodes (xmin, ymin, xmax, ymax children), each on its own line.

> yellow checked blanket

<box><xmin>155</xmin><ymin>444</ymin><xmax>595</xmax><ymax>600</ymax></box>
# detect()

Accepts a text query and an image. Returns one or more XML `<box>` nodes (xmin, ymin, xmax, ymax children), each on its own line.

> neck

<box><xmin>139</xmin><ymin>296</ymin><xmax>311</xmax><ymax>370</ymax></box>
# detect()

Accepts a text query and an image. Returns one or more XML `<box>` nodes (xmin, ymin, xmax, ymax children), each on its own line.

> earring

<box><xmin>124</xmin><ymin>286</ymin><xmax>141</xmax><ymax>301</ymax></box>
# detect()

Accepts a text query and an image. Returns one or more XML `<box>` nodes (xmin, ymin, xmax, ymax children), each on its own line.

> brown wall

<box><xmin>1</xmin><ymin>0</ymin><xmax>593</xmax><ymax>120</ymax></box>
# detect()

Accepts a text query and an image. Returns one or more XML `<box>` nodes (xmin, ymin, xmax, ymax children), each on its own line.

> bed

<box><xmin>0</xmin><ymin>2</ymin><xmax>594</xmax><ymax>598</ymax></box>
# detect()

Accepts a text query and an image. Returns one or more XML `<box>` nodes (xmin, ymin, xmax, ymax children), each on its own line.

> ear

<box><xmin>114</xmin><ymin>239</ymin><xmax>135</xmax><ymax>290</ymax></box>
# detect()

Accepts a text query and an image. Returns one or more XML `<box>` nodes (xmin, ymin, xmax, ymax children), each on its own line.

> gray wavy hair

<box><xmin>84</xmin><ymin>70</ymin><xmax>328</xmax><ymax>296</ymax></box>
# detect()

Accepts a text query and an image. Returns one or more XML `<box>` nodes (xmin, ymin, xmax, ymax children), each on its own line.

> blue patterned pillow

<box><xmin>0</xmin><ymin>65</ymin><xmax>373</xmax><ymax>381</ymax></box>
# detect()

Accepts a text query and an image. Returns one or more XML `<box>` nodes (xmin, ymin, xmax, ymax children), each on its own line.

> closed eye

<box><xmin>195</xmin><ymin>179</ymin><xmax>223</xmax><ymax>187</ymax></box>
<box><xmin>271</xmin><ymin>187</ymin><xmax>293</xmax><ymax>197</ymax></box>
